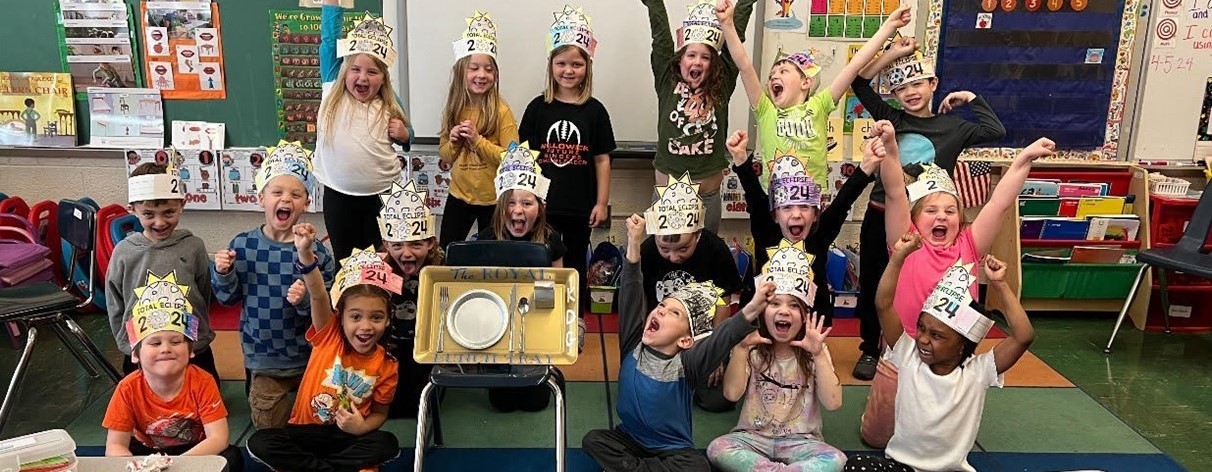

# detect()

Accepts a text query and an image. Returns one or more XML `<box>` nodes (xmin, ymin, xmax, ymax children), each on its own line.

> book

<box><xmin>1075</xmin><ymin>197</ymin><xmax>1126</xmax><ymax>219</ymax></box>
<box><xmin>1070</xmin><ymin>245</ymin><xmax>1128</xmax><ymax>264</ymax></box>
<box><xmin>1022</xmin><ymin>249</ymin><xmax>1070</xmax><ymax>264</ymax></box>
<box><xmin>1019</xmin><ymin>198</ymin><xmax>1061</xmax><ymax>216</ymax></box>
<box><xmin>1021</xmin><ymin>179</ymin><xmax>1060</xmax><ymax>197</ymax></box>
<box><xmin>1058</xmin><ymin>182</ymin><xmax>1105</xmax><ymax>198</ymax></box>
<box><xmin>1020</xmin><ymin>217</ymin><xmax>1050</xmax><ymax>239</ymax></box>
<box><xmin>1085</xmin><ymin>215</ymin><xmax>1141</xmax><ymax>241</ymax></box>
<box><xmin>1058</xmin><ymin>198</ymin><xmax>1080</xmax><ymax>217</ymax></box>
<box><xmin>1040</xmin><ymin>219</ymin><xmax>1091</xmax><ymax>240</ymax></box>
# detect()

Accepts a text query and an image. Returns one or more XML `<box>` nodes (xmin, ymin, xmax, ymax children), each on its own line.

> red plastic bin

<box><xmin>1144</xmin><ymin>285</ymin><xmax>1212</xmax><ymax>333</ymax></box>
<box><xmin>1149</xmin><ymin>195</ymin><xmax>1212</xmax><ymax>246</ymax></box>
<box><xmin>1028</xmin><ymin>170</ymin><xmax>1133</xmax><ymax>196</ymax></box>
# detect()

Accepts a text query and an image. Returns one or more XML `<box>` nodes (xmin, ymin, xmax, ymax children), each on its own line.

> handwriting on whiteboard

<box><xmin>1149</xmin><ymin>53</ymin><xmax>1195</xmax><ymax>73</ymax></box>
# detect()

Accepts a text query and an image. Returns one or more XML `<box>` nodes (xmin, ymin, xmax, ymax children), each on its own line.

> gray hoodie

<box><xmin>105</xmin><ymin>229</ymin><xmax>214</xmax><ymax>355</ymax></box>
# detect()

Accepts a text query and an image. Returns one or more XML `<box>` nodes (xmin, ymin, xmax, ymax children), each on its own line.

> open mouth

<box><xmin>275</xmin><ymin>207</ymin><xmax>293</xmax><ymax>223</ymax></box>
<box><xmin>646</xmin><ymin>317</ymin><xmax>661</xmax><ymax>333</ymax></box>
<box><xmin>917</xmin><ymin>346</ymin><xmax>932</xmax><ymax>359</ymax></box>
<box><xmin>354</xmin><ymin>333</ymin><xmax>374</xmax><ymax>345</ymax></box>
<box><xmin>399</xmin><ymin>260</ymin><xmax>418</xmax><ymax>275</ymax></box>
<box><xmin>904</xmin><ymin>96</ymin><xmax>921</xmax><ymax>108</ymax></box>
<box><xmin>931</xmin><ymin>225</ymin><xmax>947</xmax><ymax>240</ymax></box>
<box><xmin>774</xmin><ymin>320</ymin><xmax>792</xmax><ymax>334</ymax></box>
<box><xmin>788</xmin><ymin>224</ymin><xmax>805</xmax><ymax>239</ymax></box>
<box><xmin>354</xmin><ymin>84</ymin><xmax>370</xmax><ymax>95</ymax></box>
<box><xmin>509</xmin><ymin>218</ymin><xmax>528</xmax><ymax>235</ymax></box>
<box><xmin>771</xmin><ymin>82</ymin><xmax>784</xmax><ymax>98</ymax></box>
<box><xmin>688</xmin><ymin>68</ymin><xmax>703</xmax><ymax>81</ymax></box>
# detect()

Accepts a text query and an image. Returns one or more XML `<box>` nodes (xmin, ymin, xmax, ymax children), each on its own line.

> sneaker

<box><xmin>852</xmin><ymin>354</ymin><xmax>878</xmax><ymax>381</ymax></box>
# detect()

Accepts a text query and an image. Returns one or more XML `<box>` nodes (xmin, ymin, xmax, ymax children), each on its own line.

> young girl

<box><xmin>860</xmin><ymin>121</ymin><xmax>1053</xmax><ymax>447</ymax></box>
<box><xmin>315</xmin><ymin>0</ymin><xmax>413</xmax><ymax>263</ymax></box>
<box><xmin>845</xmin><ymin>235</ymin><xmax>1033</xmax><ymax>472</ymax></box>
<box><xmin>439</xmin><ymin>11</ymin><xmax>520</xmax><ymax>249</ymax></box>
<box><xmin>247</xmin><ymin>225</ymin><xmax>401</xmax><ymax>471</ymax></box>
<box><xmin>642</xmin><ymin>0</ymin><xmax>757</xmax><ymax>233</ymax></box>
<box><xmin>707</xmin><ymin>240</ymin><xmax>846</xmax><ymax>472</ymax></box>
<box><xmin>518</xmin><ymin>4</ymin><xmax>616</xmax><ymax>310</ymax></box>
<box><xmin>377</xmin><ymin>179</ymin><xmax>444</xmax><ymax>418</ymax></box>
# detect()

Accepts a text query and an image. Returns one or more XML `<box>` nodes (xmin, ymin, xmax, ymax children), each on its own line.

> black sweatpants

<box><xmin>438</xmin><ymin>194</ymin><xmax>494</xmax><ymax>251</ymax></box>
<box><xmin>581</xmin><ymin>427</ymin><xmax>709</xmax><ymax>472</ymax></box>
<box><xmin>322</xmin><ymin>185</ymin><xmax>384</xmax><ymax>264</ymax></box>
<box><xmin>546</xmin><ymin>212</ymin><xmax>591</xmax><ymax>309</ymax></box>
<box><xmin>857</xmin><ymin>205</ymin><xmax>889</xmax><ymax>358</ymax></box>
<box><xmin>129</xmin><ymin>437</ymin><xmax>244</xmax><ymax>472</ymax></box>
<box><xmin>123</xmin><ymin>346</ymin><xmax>220</xmax><ymax>386</ymax></box>
<box><xmin>844</xmin><ymin>454</ymin><xmax>915</xmax><ymax>472</ymax></box>
<box><xmin>247</xmin><ymin>424</ymin><xmax>399</xmax><ymax>472</ymax></box>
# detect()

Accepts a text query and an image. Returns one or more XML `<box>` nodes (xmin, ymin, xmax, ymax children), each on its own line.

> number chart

<box><xmin>807</xmin><ymin>0</ymin><xmax>897</xmax><ymax>38</ymax></box>
<box><xmin>269</xmin><ymin>10</ymin><xmax>361</xmax><ymax>146</ymax></box>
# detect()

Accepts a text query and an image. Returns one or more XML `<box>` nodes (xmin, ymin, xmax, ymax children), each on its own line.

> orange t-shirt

<box><xmin>102</xmin><ymin>365</ymin><xmax>227</xmax><ymax>450</ymax></box>
<box><xmin>289</xmin><ymin>319</ymin><xmax>399</xmax><ymax>425</ymax></box>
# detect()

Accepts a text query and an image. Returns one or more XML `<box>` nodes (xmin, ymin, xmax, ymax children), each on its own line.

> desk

<box><xmin>76</xmin><ymin>456</ymin><xmax>227</xmax><ymax>471</ymax></box>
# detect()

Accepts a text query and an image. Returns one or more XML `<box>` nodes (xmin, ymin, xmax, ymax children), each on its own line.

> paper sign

<box><xmin>175</xmin><ymin>44</ymin><xmax>199</xmax><ymax>74</ymax></box>
<box><xmin>198</xmin><ymin>63</ymin><xmax>223</xmax><ymax>91</ymax></box>
<box><xmin>850</xmin><ymin>118</ymin><xmax>874</xmax><ymax>161</ymax></box>
<box><xmin>977</xmin><ymin>13</ymin><xmax>992</xmax><ymax>29</ymax></box>
<box><xmin>148</xmin><ymin>61</ymin><xmax>175</xmax><ymax>90</ymax></box>
<box><xmin>125</xmin><ymin>148</ymin><xmax>221</xmax><ymax>210</ymax></box>
<box><xmin>827</xmin><ymin>116</ymin><xmax>845</xmax><ymax>161</ymax></box>
<box><xmin>146</xmin><ymin>27</ymin><xmax>169</xmax><ymax>57</ymax></box>
<box><xmin>194</xmin><ymin>28</ymin><xmax>219</xmax><ymax>57</ymax></box>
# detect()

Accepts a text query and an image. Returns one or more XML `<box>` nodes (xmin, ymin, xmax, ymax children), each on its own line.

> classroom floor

<box><xmin>0</xmin><ymin>312</ymin><xmax>1205</xmax><ymax>471</ymax></box>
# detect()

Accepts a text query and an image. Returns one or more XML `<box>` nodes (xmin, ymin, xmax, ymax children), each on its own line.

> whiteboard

<box><xmin>1127</xmin><ymin>0</ymin><xmax>1212</xmax><ymax>162</ymax></box>
<box><xmin>400</xmin><ymin>0</ymin><xmax>759</xmax><ymax>142</ymax></box>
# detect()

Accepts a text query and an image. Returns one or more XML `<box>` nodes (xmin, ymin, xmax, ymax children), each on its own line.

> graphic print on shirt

<box><xmin>655</xmin><ymin>270</ymin><xmax>695</xmax><ymax>301</ymax></box>
<box><xmin>540</xmin><ymin>120</ymin><xmax>590</xmax><ymax>167</ymax></box>
<box><xmin>310</xmin><ymin>355</ymin><xmax>379</xmax><ymax>423</ymax></box>
<box><xmin>668</xmin><ymin>82</ymin><xmax>717</xmax><ymax>156</ymax></box>
<box><xmin>752</xmin><ymin>369</ymin><xmax>806</xmax><ymax>436</ymax></box>
<box><xmin>145</xmin><ymin>414</ymin><xmax>204</xmax><ymax>448</ymax></box>
<box><xmin>774</xmin><ymin>107</ymin><xmax>817</xmax><ymax>148</ymax></box>
<box><xmin>897</xmin><ymin>133</ymin><xmax>937</xmax><ymax>165</ymax></box>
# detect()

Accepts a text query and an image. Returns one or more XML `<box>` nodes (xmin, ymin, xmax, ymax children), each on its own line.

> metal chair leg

<box><xmin>413</xmin><ymin>381</ymin><xmax>436</xmax><ymax>472</ymax></box>
<box><xmin>1106</xmin><ymin>265</ymin><xmax>1148</xmax><ymax>354</ymax></box>
<box><xmin>63</xmin><ymin>316</ymin><xmax>121</xmax><ymax>383</ymax></box>
<box><xmin>1157</xmin><ymin>269</ymin><xmax>1173</xmax><ymax>334</ymax></box>
<box><xmin>432</xmin><ymin>386</ymin><xmax>443</xmax><ymax>446</ymax></box>
<box><xmin>49</xmin><ymin>320</ymin><xmax>100</xmax><ymax>378</ymax></box>
<box><xmin>0</xmin><ymin>326</ymin><xmax>39</xmax><ymax>432</ymax></box>
<box><xmin>546</xmin><ymin>375</ymin><xmax>566</xmax><ymax>472</ymax></box>
<box><xmin>596</xmin><ymin>312</ymin><xmax>613</xmax><ymax>429</ymax></box>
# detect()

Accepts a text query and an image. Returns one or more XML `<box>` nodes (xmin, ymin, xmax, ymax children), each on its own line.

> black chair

<box><xmin>0</xmin><ymin>200</ymin><xmax>121</xmax><ymax>431</ymax></box>
<box><xmin>413</xmin><ymin>240</ymin><xmax>567</xmax><ymax>472</ymax></box>
<box><xmin>1107</xmin><ymin>187</ymin><xmax>1212</xmax><ymax>352</ymax></box>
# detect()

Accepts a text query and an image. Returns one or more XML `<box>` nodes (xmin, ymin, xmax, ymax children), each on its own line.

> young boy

<box><xmin>582</xmin><ymin>213</ymin><xmax>770</xmax><ymax>471</ymax></box>
<box><xmin>849</xmin><ymin>36</ymin><xmax>1006</xmax><ymax>380</ymax></box>
<box><xmin>718</xmin><ymin>0</ymin><xmax>909</xmax><ymax>190</ymax></box>
<box><xmin>102</xmin><ymin>272</ymin><xmax>243</xmax><ymax>471</ymax></box>
<box><xmin>212</xmin><ymin>141</ymin><xmax>335</xmax><ymax>430</ymax></box>
<box><xmin>107</xmin><ymin>162</ymin><xmax>218</xmax><ymax>381</ymax></box>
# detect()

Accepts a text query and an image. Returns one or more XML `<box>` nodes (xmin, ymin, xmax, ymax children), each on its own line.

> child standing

<box><xmin>439</xmin><ymin>11</ymin><xmax>520</xmax><ymax>249</ymax></box>
<box><xmin>247</xmin><ymin>230</ymin><xmax>401</xmax><ymax>472</ymax></box>
<box><xmin>845</xmin><ymin>235</ymin><xmax>1033</xmax><ymax>472</ymax></box>
<box><xmin>102</xmin><ymin>271</ymin><xmax>243</xmax><ymax>471</ymax></box>
<box><xmin>315</xmin><ymin>0</ymin><xmax>413</xmax><ymax>263</ymax></box>
<box><xmin>582</xmin><ymin>213</ymin><xmax>769</xmax><ymax>471</ymax></box>
<box><xmin>849</xmin><ymin>36</ymin><xmax>1006</xmax><ymax>381</ymax></box>
<box><xmin>518</xmin><ymin>4</ymin><xmax>616</xmax><ymax>309</ymax></box>
<box><xmin>642</xmin><ymin>0</ymin><xmax>757</xmax><ymax>233</ymax></box>
<box><xmin>108</xmin><ymin>163</ymin><xmax>218</xmax><ymax>381</ymax></box>
<box><xmin>708</xmin><ymin>240</ymin><xmax>846</xmax><ymax>472</ymax></box>
<box><xmin>212</xmin><ymin>142</ymin><xmax>336</xmax><ymax>430</ymax></box>
<box><xmin>21</xmin><ymin>98</ymin><xmax>40</xmax><ymax>142</ymax></box>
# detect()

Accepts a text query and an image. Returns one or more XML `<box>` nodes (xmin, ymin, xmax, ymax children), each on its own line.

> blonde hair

<box><xmin>441</xmin><ymin>55</ymin><xmax>502</xmax><ymax>140</ymax></box>
<box><xmin>318</xmin><ymin>54</ymin><xmax>406</xmax><ymax>144</ymax></box>
<box><xmin>492</xmin><ymin>189</ymin><xmax>551</xmax><ymax>243</ymax></box>
<box><xmin>906</xmin><ymin>172</ymin><xmax>968</xmax><ymax>226</ymax></box>
<box><xmin>543</xmin><ymin>45</ymin><xmax>593</xmax><ymax>105</ymax></box>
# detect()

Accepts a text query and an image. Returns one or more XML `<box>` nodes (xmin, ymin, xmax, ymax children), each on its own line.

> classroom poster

<box><xmin>124</xmin><ymin>148</ymin><xmax>222</xmax><ymax>210</ymax></box>
<box><xmin>218</xmin><ymin>148</ymin><xmax>323</xmax><ymax>212</ymax></box>
<box><xmin>401</xmin><ymin>152</ymin><xmax>451</xmax><ymax>216</ymax></box>
<box><xmin>808</xmin><ymin>0</ymin><xmax>893</xmax><ymax>38</ymax></box>
<box><xmin>0</xmin><ymin>72</ymin><xmax>77</xmax><ymax>147</ymax></box>
<box><xmin>720</xmin><ymin>164</ymin><xmax>751</xmax><ymax>219</ymax></box>
<box><xmin>298</xmin><ymin>0</ymin><xmax>355</xmax><ymax>7</ymax></box>
<box><xmin>765</xmin><ymin>0</ymin><xmax>809</xmax><ymax>32</ymax></box>
<box><xmin>270</xmin><ymin>10</ymin><xmax>360</xmax><ymax>145</ymax></box>
<box><xmin>87</xmin><ymin>87</ymin><xmax>163</xmax><ymax>148</ymax></box>
<box><xmin>56</xmin><ymin>0</ymin><xmax>143</xmax><ymax>98</ymax></box>
<box><xmin>171</xmin><ymin>120</ymin><xmax>224</xmax><ymax>149</ymax></box>
<box><xmin>141</xmin><ymin>1</ymin><xmax>226</xmax><ymax>99</ymax></box>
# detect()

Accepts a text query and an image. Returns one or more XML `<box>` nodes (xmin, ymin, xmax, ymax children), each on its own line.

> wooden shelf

<box><xmin>1149</xmin><ymin>283</ymin><xmax>1212</xmax><ymax>292</ymax></box>
<box><xmin>1020</xmin><ymin>239</ymin><xmax>1141</xmax><ymax>249</ymax></box>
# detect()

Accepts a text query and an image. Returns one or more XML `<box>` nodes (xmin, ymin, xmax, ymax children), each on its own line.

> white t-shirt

<box><xmin>884</xmin><ymin>332</ymin><xmax>1003</xmax><ymax>472</ymax></box>
<box><xmin>313</xmin><ymin>81</ymin><xmax>401</xmax><ymax>196</ymax></box>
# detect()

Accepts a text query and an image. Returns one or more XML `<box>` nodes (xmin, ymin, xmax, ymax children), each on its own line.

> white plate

<box><xmin>446</xmin><ymin>289</ymin><xmax>509</xmax><ymax>350</ymax></box>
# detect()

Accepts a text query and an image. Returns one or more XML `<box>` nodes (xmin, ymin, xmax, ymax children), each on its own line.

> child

<box><xmin>724</xmin><ymin>129</ymin><xmax>883</xmax><ymax>323</ymax></box>
<box><xmin>439</xmin><ymin>11</ymin><xmax>520</xmax><ymax>250</ymax></box>
<box><xmin>102</xmin><ymin>271</ymin><xmax>243</xmax><ymax>471</ymax></box>
<box><xmin>860</xmin><ymin>122</ymin><xmax>1053</xmax><ymax>446</ymax></box>
<box><xmin>718</xmin><ymin>0</ymin><xmax>909</xmax><ymax>190</ymax></box>
<box><xmin>518</xmin><ymin>4</ymin><xmax>616</xmax><ymax>310</ymax></box>
<box><xmin>849</xmin><ymin>36</ymin><xmax>1006</xmax><ymax>381</ymax></box>
<box><xmin>21</xmin><ymin>98</ymin><xmax>39</xmax><ymax>142</ymax></box>
<box><xmin>315</xmin><ymin>0</ymin><xmax>413</xmax><ymax>263</ymax></box>
<box><xmin>247</xmin><ymin>232</ymin><xmax>401</xmax><ymax>471</ymax></box>
<box><xmin>377</xmin><ymin>179</ymin><xmax>442</xmax><ymax>418</ymax></box>
<box><xmin>107</xmin><ymin>162</ymin><xmax>218</xmax><ymax>381</ymax></box>
<box><xmin>845</xmin><ymin>234</ymin><xmax>1033</xmax><ymax>472</ymax></box>
<box><xmin>212</xmin><ymin>141</ymin><xmax>336</xmax><ymax>430</ymax></box>
<box><xmin>582</xmin><ymin>213</ymin><xmax>769</xmax><ymax>471</ymax></box>
<box><xmin>476</xmin><ymin>142</ymin><xmax>567</xmax><ymax>267</ymax></box>
<box><xmin>641</xmin><ymin>0</ymin><xmax>757</xmax><ymax>233</ymax></box>
<box><xmin>708</xmin><ymin>240</ymin><xmax>846</xmax><ymax>472</ymax></box>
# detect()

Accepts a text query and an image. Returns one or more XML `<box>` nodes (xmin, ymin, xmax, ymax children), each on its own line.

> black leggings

<box><xmin>844</xmin><ymin>454</ymin><xmax>914</xmax><ymax>472</ymax></box>
<box><xmin>546</xmin><ymin>213</ymin><xmax>591</xmax><ymax>308</ymax></box>
<box><xmin>857</xmin><ymin>205</ymin><xmax>889</xmax><ymax>357</ymax></box>
<box><xmin>322</xmin><ymin>185</ymin><xmax>384</xmax><ymax>264</ymax></box>
<box><xmin>438</xmin><ymin>194</ymin><xmax>494</xmax><ymax>251</ymax></box>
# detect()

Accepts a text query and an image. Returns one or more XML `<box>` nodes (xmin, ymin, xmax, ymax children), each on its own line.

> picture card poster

<box><xmin>56</xmin><ymin>0</ymin><xmax>143</xmax><ymax>98</ymax></box>
<box><xmin>219</xmin><ymin>148</ymin><xmax>323</xmax><ymax>212</ymax></box>
<box><xmin>0</xmin><ymin>72</ymin><xmax>77</xmax><ymax>147</ymax></box>
<box><xmin>124</xmin><ymin>147</ymin><xmax>222</xmax><ymax>210</ymax></box>
<box><xmin>270</xmin><ymin>9</ymin><xmax>361</xmax><ymax>145</ymax></box>
<box><xmin>400</xmin><ymin>152</ymin><xmax>451</xmax><ymax>216</ymax></box>
<box><xmin>141</xmin><ymin>1</ymin><xmax>226</xmax><ymax>99</ymax></box>
<box><xmin>87</xmin><ymin>87</ymin><xmax>163</xmax><ymax>148</ymax></box>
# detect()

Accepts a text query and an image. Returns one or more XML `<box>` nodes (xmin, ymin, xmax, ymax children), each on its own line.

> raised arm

<box><xmin>718</xmin><ymin>0</ymin><xmax>761</xmax><ymax>106</ymax></box>
<box><xmin>874</xmin><ymin>121</ymin><xmax>912</xmax><ymax>248</ymax></box>
<box><xmin>971</xmin><ymin>138</ymin><xmax>1054</xmax><ymax>253</ymax></box>
<box><xmin>857</xmin><ymin>35</ymin><xmax>916</xmax><ymax>81</ymax></box>
<box><xmin>829</xmin><ymin>6</ymin><xmax>910</xmax><ymax>102</ymax></box>
<box><xmin>953</xmin><ymin>93</ymin><xmax>1006</xmax><ymax>144</ymax></box>
<box><xmin>293</xmin><ymin>223</ymin><xmax>335</xmax><ymax>330</ymax></box>
<box><xmin>816</xmin><ymin>139</ymin><xmax>883</xmax><ymax>243</ymax></box>
<box><xmin>642</xmin><ymin>0</ymin><xmax>676</xmax><ymax>87</ymax></box>
<box><xmin>985</xmin><ymin>255</ymin><xmax>1034</xmax><ymax>374</ymax></box>
<box><xmin>319</xmin><ymin>1</ymin><xmax>344</xmax><ymax>91</ymax></box>
<box><xmin>617</xmin><ymin>214</ymin><xmax>648</xmax><ymax>353</ymax></box>
<box><xmin>877</xmin><ymin>232</ymin><xmax>920</xmax><ymax>346</ymax></box>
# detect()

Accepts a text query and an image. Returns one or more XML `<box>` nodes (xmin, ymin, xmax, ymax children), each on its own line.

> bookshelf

<box><xmin>986</xmin><ymin>162</ymin><xmax>1153</xmax><ymax>329</ymax></box>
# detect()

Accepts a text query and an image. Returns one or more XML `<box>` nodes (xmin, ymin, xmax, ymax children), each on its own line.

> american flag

<box><xmin>954</xmin><ymin>160</ymin><xmax>993</xmax><ymax>208</ymax></box>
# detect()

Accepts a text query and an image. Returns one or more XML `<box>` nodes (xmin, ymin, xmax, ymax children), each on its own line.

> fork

<box><xmin>437</xmin><ymin>286</ymin><xmax>450</xmax><ymax>353</ymax></box>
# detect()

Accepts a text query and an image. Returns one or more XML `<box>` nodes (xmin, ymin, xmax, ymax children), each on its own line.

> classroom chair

<box><xmin>28</xmin><ymin>200</ymin><xmax>64</xmax><ymax>286</ymax></box>
<box><xmin>0</xmin><ymin>197</ymin><xmax>29</xmax><ymax>217</ymax></box>
<box><xmin>1107</xmin><ymin>187</ymin><xmax>1212</xmax><ymax>352</ymax></box>
<box><xmin>0</xmin><ymin>200</ymin><xmax>122</xmax><ymax>432</ymax></box>
<box><xmin>413</xmin><ymin>240</ymin><xmax>566</xmax><ymax>472</ymax></box>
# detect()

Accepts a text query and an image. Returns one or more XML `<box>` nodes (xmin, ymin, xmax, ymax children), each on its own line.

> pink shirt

<box><xmin>893</xmin><ymin>227</ymin><xmax>980</xmax><ymax>338</ymax></box>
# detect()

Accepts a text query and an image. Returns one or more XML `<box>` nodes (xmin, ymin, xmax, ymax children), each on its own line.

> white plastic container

<box><xmin>0</xmin><ymin>429</ymin><xmax>78</xmax><ymax>472</ymax></box>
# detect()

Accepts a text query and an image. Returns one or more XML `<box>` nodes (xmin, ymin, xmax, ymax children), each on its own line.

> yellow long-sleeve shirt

<box><xmin>438</xmin><ymin>99</ymin><xmax>519</xmax><ymax>206</ymax></box>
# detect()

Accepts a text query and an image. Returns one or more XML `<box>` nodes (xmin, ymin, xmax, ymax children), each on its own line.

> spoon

<box><xmin>518</xmin><ymin>296</ymin><xmax>531</xmax><ymax>355</ymax></box>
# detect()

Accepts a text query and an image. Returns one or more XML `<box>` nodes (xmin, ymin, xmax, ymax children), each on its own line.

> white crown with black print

<box><xmin>883</xmin><ymin>49</ymin><xmax>936</xmax><ymax>90</ymax></box>
<box><xmin>548</xmin><ymin>5</ymin><xmax>597</xmax><ymax>56</ymax></box>
<box><xmin>758</xmin><ymin>239</ymin><xmax>817</xmax><ymax>309</ymax></box>
<box><xmin>337</xmin><ymin>12</ymin><xmax>396</xmax><ymax>64</ymax></box>
<box><xmin>329</xmin><ymin>247</ymin><xmax>403</xmax><ymax>309</ymax></box>
<box><xmin>906</xmin><ymin>164</ymin><xmax>959</xmax><ymax>204</ymax></box>
<box><xmin>768</xmin><ymin>151</ymin><xmax>823</xmax><ymax>208</ymax></box>
<box><xmin>128</xmin><ymin>160</ymin><xmax>184</xmax><ymax>204</ymax></box>
<box><xmin>677</xmin><ymin>0</ymin><xmax>724</xmax><ymax>51</ymax></box>
<box><xmin>453</xmin><ymin>10</ymin><xmax>499</xmax><ymax>59</ymax></box>
<box><xmin>378</xmin><ymin>180</ymin><xmax>434</xmax><ymax>242</ymax></box>
<box><xmin>494</xmin><ymin>141</ymin><xmax>550</xmax><ymax>200</ymax></box>
<box><xmin>645</xmin><ymin>172</ymin><xmax>706</xmax><ymax>236</ymax></box>
<box><xmin>668</xmin><ymin>281</ymin><xmax>726</xmax><ymax>340</ymax></box>
<box><xmin>921</xmin><ymin>260</ymin><xmax>993</xmax><ymax>343</ymax></box>
<box><xmin>255</xmin><ymin>140</ymin><xmax>316</xmax><ymax>195</ymax></box>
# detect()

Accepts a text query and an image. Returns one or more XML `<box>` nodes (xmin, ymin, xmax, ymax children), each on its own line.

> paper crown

<box><xmin>883</xmin><ymin>50</ymin><xmax>936</xmax><ymax>90</ymax></box>
<box><xmin>645</xmin><ymin>173</ymin><xmax>705</xmax><ymax>235</ymax></box>
<box><xmin>768</xmin><ymin>152</ymin><xmax>823</xmax><ymax>208</ymax></box>
<box><xmin>668</xmin><ymin>281</ymin><xmax>726</xmax><ymax>340</ymax></box>
<box><xmin>128</xmin><ymin>165</ymin><xmax>184</xmax><ymax>204</ymax></box>
<box><xmin>547</xmin><ymin>5</ymin><xmax>597</xmax><ymax>56</ymax></box>
<box><xmin>677</xmin><ymin>0</ymin><xmax>724</xmax><ymax>51</ymax></box>
<box><xmin>774</xmin><ymin>50</ymin><xmax>821</xmax><ymax>78</ymax></box>
<box><xmin>494</xmin><ymin>141</ymin><xmax>551</xmax><ymax>200</ymax></box>
<box><xmin>906</xmin><ymin>164</ymin><xmax>959</xmax><ymax>204</ymax></box>
<box><xmin>921</xmin><ymin>260</ymin><xmax>993</xmax><ymax>343</ymax></box>
<box><xmin>330</xmin><ymin>247</ymin><xmax>404</xmax><ymax>309</ymax></box>
<box><xmin>378</xmin><ymin>180</ymin><xmax>435</xmax><ymax>242</ymax></box>
<box><xmin>758</xmin><ymin>239</ymin><xmax>817</xmax><ymax>309</ymax></box>
<box><xmin>255</xmin><ymin>140</ymin><xmax>316</xmax><ymax>195</ymax></box>
<box><xmin>126</xmin><ymin>270</ymin><xmax>199</xmax><ymax>346</ymax></box>
<box><xmin>338</xmin><ymin>12</ymin><xmax>397</xmax><ymax>65</ymax></box>
<box><xmin>453</xmin><ymin>10</ymin><xmax>499</xmax><ymax>59</ymax></box>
